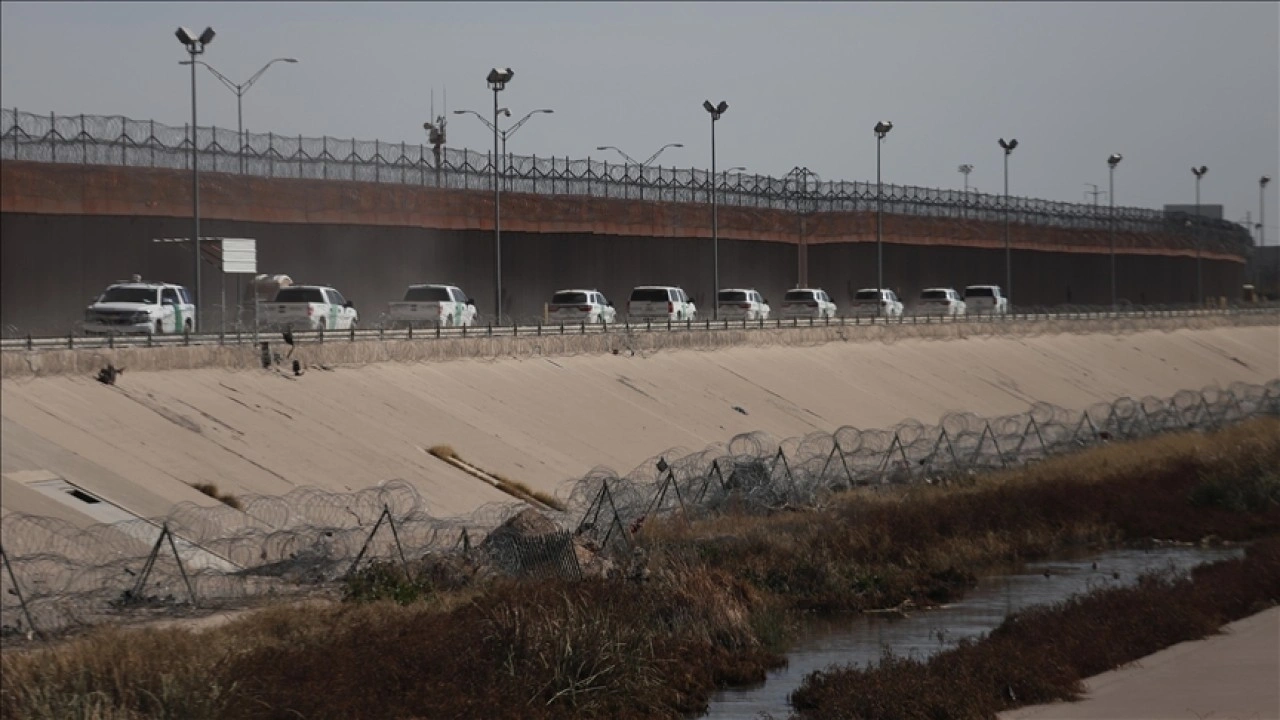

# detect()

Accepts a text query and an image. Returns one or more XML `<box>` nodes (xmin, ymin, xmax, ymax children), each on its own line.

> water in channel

<box><xmin>700</xmin><ymin>545</ymin><xmax>1245</xmax><ymax>720</ymax></box>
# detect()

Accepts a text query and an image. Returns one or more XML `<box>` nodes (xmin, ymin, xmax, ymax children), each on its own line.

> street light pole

<box><xmin>998</xmin><ymin>138</ymin><xmax>1018</xmax><ymax>307</ymax></box>
<box><xmin>1192</xmin><ymin>165</ymin><xmax>1207</xmax><ymax>306</ymax></box>
<box><xmin>874</xmin><ymin>121</ymin><xmax>893</xmax><ymax>312</ymax></box>
<box><xmin>1261</xmin><ymin>176</ymin><xmax>1272</xmax><ymax>288</ymax></box>
<box><xmin>176</xmin><ymin>26</ymin><xmax>215</xmax><ymax>332</ymax></box>
<box><xmin>1107</xmin><ymin>154</ymin><xmax>1122</xmax><ymax>311</ymax></box>
<box><xmin>487</xmin><ymin>68</ymin><xmax>514</xmax><ymax>324</ymax></box>
<box><xmin>703</xmin><ymin>100</ymin><xmax>728</xmax><ymax>320</ymax></box>
<box><xmin>596</xmin><ymin>143</ymin><xmax>683</xmax><ymax>201</ymax></box>
<box><xmin>196</xmin><ymin>58</ymin><xmax>298</xmax><ymax>174</ymax></box>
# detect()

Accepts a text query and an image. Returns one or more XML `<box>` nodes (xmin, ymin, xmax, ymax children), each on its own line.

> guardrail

<box><xmin>4</xmin><ymin>306</ymin><xmax>1275</xmax><ymax>353</ymax></box>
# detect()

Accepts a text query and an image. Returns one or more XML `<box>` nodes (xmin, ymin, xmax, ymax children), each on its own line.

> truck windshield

<box><xmin>100</xmin><ymin>287</ymin><xmax>157</xmax><ymax>304</ymax></box>
<box><xmin>274</xmin><ymin>288</ymin><xmax>326</xmax><ymax>303</ymax></box>
<box><xmin>404</xmin><ymin>286</ymin><xmax>452</xmax><ymax>302</ymax></box>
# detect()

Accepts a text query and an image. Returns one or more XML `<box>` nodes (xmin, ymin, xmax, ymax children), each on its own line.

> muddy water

<box><xmin>701</xmin><ymin>545</ymin><xmax>1245</xmax><ymax>720</ymax></box>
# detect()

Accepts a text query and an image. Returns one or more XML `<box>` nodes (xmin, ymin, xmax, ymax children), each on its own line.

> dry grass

<box><xmin>426</xmin><ymin>444</ymin><xmax>567</xmax><ymax>512</ymax></box>
<box><xmin>642</xmin><ymin>417</ymin><xmax>1280</xmax><ymax>611</ymax></box>
<box><xmin>789</xmin><ymin>536</ymin><xmax>1280</xmax><ymax>720</ymax></box>
<box><xmin>4</xmin><ymin>312</ymin><xmax>1270</xmax><ymax>378</ymax></box>
<box><xmin>425</xmin><ymin>444</ymin><xmax>456</xmax><ymax>461</ymax></box>
<box><xmin>3</xmin><ymin>418</ymin><xmax>1277</xmax><ymax>720</ymax></box>
<box><xmin>189</xmin><ymin>482</ymin><xmax>242</xmax><ymax>511</ymax></box>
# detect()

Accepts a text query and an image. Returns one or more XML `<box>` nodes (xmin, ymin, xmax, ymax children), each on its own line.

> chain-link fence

<box><xmin>2</xmin><ymin>380</ymin><xmax>1276</xmax><ymax>639</ymax></box>
<box><xmin>0</xmin><ymin>108</ymin><xmax>1252</xmax><ymax>256</ymax></box>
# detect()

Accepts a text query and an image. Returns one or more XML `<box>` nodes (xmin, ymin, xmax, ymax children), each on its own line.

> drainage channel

<box><xmin>700</xmin><ymin>545</ymin><xmax>1245</xmax><ymax>720</ymax></box>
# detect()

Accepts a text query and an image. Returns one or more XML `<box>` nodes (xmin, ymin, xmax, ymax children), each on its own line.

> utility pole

<box><xmin>1084</xmin><ymin>183</ymin><xmax>1107</xmax><ymax>209</ymax></box>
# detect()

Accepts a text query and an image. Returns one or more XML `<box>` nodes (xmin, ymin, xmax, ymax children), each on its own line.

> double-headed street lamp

<box><xmin>175</xmin><ymin>25</ymin><xmax>215</xmax><ymax>331</ymax></box>
<box><xmin>195</xmin><ymin>58</ymin><xmax>297</xmax><ymax>174</ymax></box>
<box><xmin>874</xmin><ymin>121</ymin><xmax>893</xmax><ymax>310</ymax></box>
<box><xmin>455</xmin><ymin>108</ymin><xmax>552</xmax><ymax>192</ymax></box>
<box><xmin>596</xmin><ymin>143</ymin><xmax>683</xmax><ymax>201</ymax></box>
<box><xmin>1107</xmin><ymin>153</ymin><xmax>1123</xmax><ymax>310</ymax></box>
<box><xmin>998</xmin><ymin>138</ymin><xmax>1018</xmax><ymax>307</ymax></box>
<box><xmin>703</xmin><ymin>100</ymin><xmax>728</xmax><ymax>319</ymax></box>
<box><xmin>1192</xmin><ymin>165</ymin><xmax>1208</xmax><ymax>306</ymax></box>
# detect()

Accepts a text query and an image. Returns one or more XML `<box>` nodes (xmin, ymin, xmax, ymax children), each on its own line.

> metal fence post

<box><xmin>375</xmin><ymin>139</ymin><xmax>380</xmax><ymax>183</ymax></box>
<box><xmin>50</xmin><ymin>111</ymin><xmax>57</xmax><ymax>163</ymax></box>
<box><xmin>323</xmin><ymin>136</ymin><xmax>328</xmax><ymax>180</ymax></box>
<box><xmin>80</xmin><ymin>113</ymin><xmax>87</xmax><ymax>164</ymax></box>
<box><xmin>149</xmin><ymin>119</ymin><xmax>155</xmax><ymax>167</ymax></box>
<box><xmin>268</xmin><ymin>132</ymin><xmax>274</xmax><ymax>177</ymax></box>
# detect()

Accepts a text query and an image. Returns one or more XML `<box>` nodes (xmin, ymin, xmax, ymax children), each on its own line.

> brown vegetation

<box><xmin>788</xmin><ymin>536</ymin><xmax>1280</xmax><ymax>720</ymax></box>
<box><xmin>190</xmin><ymin>482</ymin><xmax>242</xmax><ymax>510</ymax></box>
<box><xmin>2</xmin><ymin>418</ymin><xmax>1277</xmax><ymax>720</ymax></box>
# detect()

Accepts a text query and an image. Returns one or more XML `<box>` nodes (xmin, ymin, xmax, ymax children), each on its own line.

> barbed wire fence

<box><xmin>0</xmin><ymin>108</ymin><xmax>1252</xmax><ymax>257</ymax></box>
<box><xmin>2</xmin><ymin>380</ymin><xmax>1276</xmax><ymax>640</ymax></box>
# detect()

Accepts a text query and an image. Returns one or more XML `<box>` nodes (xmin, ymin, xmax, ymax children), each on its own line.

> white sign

<box><xmin>221</xmin><ymin>238</ymin><xmax>257</xmax><ymax>274</ymax></box>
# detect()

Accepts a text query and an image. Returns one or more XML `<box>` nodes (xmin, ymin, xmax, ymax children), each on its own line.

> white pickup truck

<box><xmin>387</xmin><ymin>284</ymin><xmax>477</xmax><ymax>328</ymax></box>
<box><xmin>83</xmin><ymin>280</ymin><xmax>196</xmax><ymax>335</ymax></box>
<box><xmin>262</xmin><ymin>285</ymin><xmax>358</xmax><ymax>331</ymax></box>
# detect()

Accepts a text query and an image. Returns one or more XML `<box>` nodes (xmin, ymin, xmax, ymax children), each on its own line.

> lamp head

<box><xmin>703</xmin><ymin>100</ymin><xmax>728</xmax><ymax>118</ymax></box>
<box><xmin>175</xmin><ymin>27</ymin><xmax>195</xmax><ymax>46</ymax></box>
<box><xmin>874</xmin><ymin>120</ymin><xmax>893</xmax><ymax>137</ymax></box>
<box><xmin>1262</xmin><ymin>175</ymin><xmax>1272</xmax><ymax>187</ymax></box>
<box><xmin>958</xmin><ymin>164</ymin><xmax>973</xmax><ymax>174</ymax></box>
<box><xmin>1107</xmin><ymin>153</ymin><xmax>1122</xmax><ymax>167</ymax></box>
<box><xmin>198</xmin><ymin>27</ymin><xmax>216</xmax><ymax>45</ymax></box>
<box><xmin>282</xmin><ymin>58</ymin><xmax>298</xmax><ymax>63</ymax></box>
<box><xmin>487</xmin><ymin>67</ymin><xmax>514</xmax><ymax>89</ymax></box>
<box><xmin>1192</xmin><ymin>165</ymin><xmax>1208</xmax><ymax>177</ymax></box>
<box><xmin>999</xmin><ymin>138</ymin><xmax>1018</xmax><ymax>153</ymax></box>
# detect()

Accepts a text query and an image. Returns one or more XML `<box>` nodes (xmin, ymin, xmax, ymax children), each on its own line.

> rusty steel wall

<box><xmin>0</xmin><ymin>161</ymin><xmax>1248</xmax><ymax>336</ymax></box>
<box><xmin>1</xmin><ymin>212</ymin><xmax>1246</xmax><ymax>337</ymax></box>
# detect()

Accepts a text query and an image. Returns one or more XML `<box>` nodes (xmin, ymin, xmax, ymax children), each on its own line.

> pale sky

<box><xmin>2</xmin><ymin>1</ymin><xmax>1277</xmax><ymax>243</ymax></box>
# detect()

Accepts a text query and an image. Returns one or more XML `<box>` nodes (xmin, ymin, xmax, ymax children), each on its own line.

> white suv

<box><xmin>781</xmin><ymin>288</ymin><xmax>838</xmax><ymax>319</ymax></box>
<box><xmin>548</xmin><ymin>289</ymin><xmax>616</xmax><ymax>324</ymax></box>
<box><xmin>963</xmin><ymin>285</ymin><xmax>1009</xmax><ymax>315</ymax></box>
<box><xmin>627</xmin><ymin>286</ymin><xmax>697</xmax><ymax>322</ymax></box>
<box><xmin>917</xmin><ymin>288</ymin><xmax>967</xmax><ymax>317</ymax></box>
<box><xmin>717</xmin><ymin>289</ymin><xmax>771</xmax><ymax>321</ymax></box>
<box><xmin>84</xmin><ymin>280</ymin><xmax>196</xmax><ymax>335</ymax></box>
<box><xmin>851</xmin><ymin>288</ymin><xmax>904</xmax><ymax>317</ymax></box>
